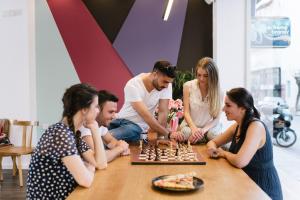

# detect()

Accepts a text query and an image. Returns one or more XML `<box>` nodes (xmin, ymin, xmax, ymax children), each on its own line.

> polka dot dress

<box><xmin>26</xmin><ymin>122</ymin><xmax>90</xmax><ymax>199</ymax></box>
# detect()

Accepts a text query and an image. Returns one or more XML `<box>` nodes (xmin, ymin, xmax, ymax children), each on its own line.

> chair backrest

<box><xmin>12</xmin><ymin>120</ymin><xmax>39</xmax><ymax>148</ymax></box>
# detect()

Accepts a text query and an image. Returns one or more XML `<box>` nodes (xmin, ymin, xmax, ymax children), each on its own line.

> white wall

<box><xmin>0</xmin><ymin>0</ymin><xmax>36</xmax><ymax>169</ymax></box>
<box><xmin>213</xmin><ymin>0</ymin><xmax>247</xmax><ymax>129</ymax></box>
<box><xmin>214</xmin><ymin>0</ymin><xmax>247</xmax><ymax>91</ymax></box>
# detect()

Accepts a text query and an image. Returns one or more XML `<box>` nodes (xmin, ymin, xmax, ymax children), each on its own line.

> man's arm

<box><xmin>131</xmin><ymin>101</ymin><xmax>169</xmax><ymax>136</ymax></box>
<box><xmin>105</xmin><ymin>147</ymin><xmax>123</xmax><ymax>163</ymax></box>
<box><xmin>105</xmin><ymin>138</ymin><xmax>130</xmax><ymax>162</ymax></box>
<box><xmin>157</xmin><ymin>99</ymin><xmax>169</xmax><ymax>128</ymax></box>
<box><xmin>102</xmin><ymin>133</ymin><xmax>118</xmax><ymax>149</ymax></box>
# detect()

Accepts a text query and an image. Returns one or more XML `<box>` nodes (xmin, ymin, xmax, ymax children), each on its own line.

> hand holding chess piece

<box><xmin>147</xmin><ymin>129</ymin><xmax>158</xmax><ymax>144</ymax></box>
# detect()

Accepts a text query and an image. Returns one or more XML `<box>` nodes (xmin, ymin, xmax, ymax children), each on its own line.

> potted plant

<box><xmin>172</xmin><ymin>70</ymin><xmax>194</xmax><ymax>100</ymax></box>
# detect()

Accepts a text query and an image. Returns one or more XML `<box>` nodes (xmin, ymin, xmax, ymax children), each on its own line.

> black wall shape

<box><xmin>177</xmin><ymin>0</ymin><xmax>212</xmax><ymax>71</ymax></box>
<box><xmin>83</xmin><ymin>0</ymin><xmax>135</xmax><ymax>43</ymax></box>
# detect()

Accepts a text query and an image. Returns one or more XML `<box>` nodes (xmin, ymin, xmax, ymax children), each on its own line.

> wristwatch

<box><xmin>168</xmin><ymin>131</ymin><xmax>172</xmax><ymax>139</ymax></box>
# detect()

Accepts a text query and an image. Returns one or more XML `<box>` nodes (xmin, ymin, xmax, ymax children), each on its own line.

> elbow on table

<box><xmin>232</xmin><ymin>157</ymin><xmax>249</xmax><ymax>169</ymax></box>
<box><xmin>77</xmin><ymin>176</ymin><xmax>94</xmax><ymax>188</ymax></box>
<box><xmin>95</xmin><ymin>162</ymin><xmax>108</xmax><ymax>170</ymax></box>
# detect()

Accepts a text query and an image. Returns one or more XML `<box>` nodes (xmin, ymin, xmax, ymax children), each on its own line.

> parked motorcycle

<box><xmin>259</xmin><ymin>100</ymin><xmax>297</xmax><ymax>148</ymax></box>
<box><xmin>272</xmin><ymin>106</ymin><xmax>297</xmax><ymax>147</ymax></box>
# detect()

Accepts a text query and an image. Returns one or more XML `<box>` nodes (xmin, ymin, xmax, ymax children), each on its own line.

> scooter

<box><xmin>272</xmin><ymin>106</ymin><xmax>297</xmax><ymax>147</ymax></box>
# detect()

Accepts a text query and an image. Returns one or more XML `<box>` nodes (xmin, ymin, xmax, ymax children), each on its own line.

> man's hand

<box><xmin>121</xmin><ymin>148</ymin><xmax>131</xmax><ymax>156</ymax></box>
<box><xmin>116</xmin><ymin>140</ymin><xmax>129</xmax><ymax>152</ymax></box>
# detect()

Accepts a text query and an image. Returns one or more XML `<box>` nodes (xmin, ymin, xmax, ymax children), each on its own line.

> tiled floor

<box><xmin>0</xmin><ymin>170</ymin><xmax>27</xmax><ymax>200</ymax></box>
<box><xmin>274</xmin><ymin>143</ymin><xmax>300</xmax><ymax>200</ymax></box>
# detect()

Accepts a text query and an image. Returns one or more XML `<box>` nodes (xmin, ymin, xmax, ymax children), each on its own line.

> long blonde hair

<box><xmin>195</xmin><ymin>57</ymin><xmax>221</xmax><ymax>118</ymax></box>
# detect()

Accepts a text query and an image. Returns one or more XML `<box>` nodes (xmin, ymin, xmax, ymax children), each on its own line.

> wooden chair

<box><xmin>0</xmin><ymin>119</ymin><xmax>11</xmax><ymax>181</ymax></box>
<box><xmin>0</xmin><ymin>120</ymin><xmax>39</xmax><ymax>186</ymax></box>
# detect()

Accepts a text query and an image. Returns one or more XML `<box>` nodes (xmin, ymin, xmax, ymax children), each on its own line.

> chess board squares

<box><xmin>138</xmin><ymin>144</ymin><xmax>198</xmax><ymax>162</ymax></box>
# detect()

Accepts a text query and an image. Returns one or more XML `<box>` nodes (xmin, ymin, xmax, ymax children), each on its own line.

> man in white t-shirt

<box><xmin>80</xmin><ymin>90</ymin><xmax>130</xmax><ymax>162</ymax></box>
<box><xmin>109</xmin><ymin>60</ymin><xmax>184</xmax><ymax>142</ymax></box>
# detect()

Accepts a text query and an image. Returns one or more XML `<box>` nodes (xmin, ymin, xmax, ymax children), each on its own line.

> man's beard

<box><xmin>152</xmin><ymin>79</ymin><xmax>162</xmax><ymax>91</ymax></box>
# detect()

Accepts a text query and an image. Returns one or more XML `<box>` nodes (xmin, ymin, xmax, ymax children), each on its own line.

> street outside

<box><xmin>272</xmin><ymin>115</ymin><xmax>300</xmax><ymax>200</ymax></box>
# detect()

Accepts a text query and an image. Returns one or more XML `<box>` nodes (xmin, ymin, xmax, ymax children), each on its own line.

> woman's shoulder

<box><xmin>248</xmin><ymin>118</ymin><xmax>264</xmax><ymax>127</ymax></box>
<box><xmin>183</xmin><ymin>79</ymin><xmax>197</xmax><ymax>88</ymax></box>
<box><xmin>246</xmin><ymin>119</ymin><xmax>266</xmax><ymax>136</ymax></box>
<box><xmin>49</xmin><ymin>122</ymin><xmax>69</xmax><ymax>131</ymax></box>
<box><xmin>43</xmin><ymin>122</ymin><xmax>73</xmax><ymax>138</ymax></box>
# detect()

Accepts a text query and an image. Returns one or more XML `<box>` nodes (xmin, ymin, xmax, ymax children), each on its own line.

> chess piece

<box><xmin>139</xmin><ymin>140</ymin><xmax>143</xmax><ymax>149</ymax></box>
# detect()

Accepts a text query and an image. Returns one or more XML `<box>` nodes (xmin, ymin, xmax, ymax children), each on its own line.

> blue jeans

<box><xmin>108</xmin><ymin>119</ymin><xmax>143</xmax><ymax>142</ymax></box>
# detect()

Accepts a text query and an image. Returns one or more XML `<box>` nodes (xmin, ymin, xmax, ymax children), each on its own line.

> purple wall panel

<box><xmin>113</xmin><ymin>0</ymin><xmax>188</xmax><ymax>75</ymax></box>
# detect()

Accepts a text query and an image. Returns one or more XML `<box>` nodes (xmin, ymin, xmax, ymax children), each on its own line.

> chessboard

<box><xmin>131</xmin><ymin>140</ymin><xmax>206</xmax><ymax>165</ymax></box>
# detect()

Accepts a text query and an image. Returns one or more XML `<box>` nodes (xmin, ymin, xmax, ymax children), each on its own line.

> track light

<box><xmin>163</xmin><ymin>0</ymin><xmax>174</xmax><ymax>21</ymax></box>
<box><xmin>204</xmin><ymin>0</ymin><xmax>214</xmax><ymax>5</ymax></box>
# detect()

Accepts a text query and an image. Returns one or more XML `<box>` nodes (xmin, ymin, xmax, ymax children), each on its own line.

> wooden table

<box><xmin>67</xmin><ymin>145</ymin><xmax>270</xmax><ymax>200</ymax></box>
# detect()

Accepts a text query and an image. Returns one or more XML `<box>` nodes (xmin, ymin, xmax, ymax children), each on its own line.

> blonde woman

<box><xmin>180</xmin><ymin>57</ymin><xmax>222</xmax><ymax>144</ymax></box>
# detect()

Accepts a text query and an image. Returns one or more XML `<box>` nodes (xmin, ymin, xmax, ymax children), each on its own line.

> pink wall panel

<box><xmin>47</xmin><ymin>0</ymin><xmax>132</xmax><ymax>108</ymax></box>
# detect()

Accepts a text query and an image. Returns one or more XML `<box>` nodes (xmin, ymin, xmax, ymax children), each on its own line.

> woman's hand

<box><xmin>189</xmin><ymin>128</ymin><xmax>205</xmax><ymax>144</ymax></box>
<box><xmin>207</xmin><ymin>146</ymin><xmax>219</xmax><ymax>158</ymax></box>
<box><xmin>170</xmin><ymin>131</ymin><xmax>185</xmax><ymax>142</ymax></box>
<box><xmin>217</xmin><ymin>147</ymin><xmax>226</xmax><ymax>158</ymax></box>
<box><xmin>85</xmin><ymin>120</ymin><xmax>99</xmax><ymax>132</ymax></box>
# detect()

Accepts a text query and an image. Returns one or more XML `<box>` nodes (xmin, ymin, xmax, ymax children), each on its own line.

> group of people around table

<box><xmin>27</xmin><ymin>58</ymin><xmax>283</xmax><ymax>200</ymax></box>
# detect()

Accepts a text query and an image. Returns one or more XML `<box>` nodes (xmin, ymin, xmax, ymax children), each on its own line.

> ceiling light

<box><xmin>163</xmin><ymin>0</ymin><xmax>174</xmax><ymax>21</ymax></box>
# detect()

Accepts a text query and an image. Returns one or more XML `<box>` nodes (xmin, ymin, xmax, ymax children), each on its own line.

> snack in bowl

<box><xmin>153</xmin><ymin>172</ymin><xmax>196</xmax><ymax>190</ymax></box>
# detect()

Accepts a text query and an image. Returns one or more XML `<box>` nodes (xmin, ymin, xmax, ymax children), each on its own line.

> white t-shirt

<box><xmin>79</xmin><ymin>126</ymin><xmax>108</xmax><ymax>138</ymax></box>
<box><xmin>117</xmin><ymin>73</ymin><xmax>172</xmax><ymax>132</ymax></box>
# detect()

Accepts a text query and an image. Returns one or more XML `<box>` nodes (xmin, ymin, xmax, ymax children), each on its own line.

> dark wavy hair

<box><xmin>62</xmin><ymin>83</ymin><xmax>98</xmax><ymax>134</ymax></box>
<box><xmin>98</xmin><ymin>90</ymin><xmax>119</xmax><ymax>110</ymax></box>
<box><xmin>152</xmin><ymin>60</ymin><xmax>176</xmax><ymax>78</ymax></box>
<box><xmin>226</xmin><ymin>88</ymin><xmax>260</xmax><ymax>140</ymax></box>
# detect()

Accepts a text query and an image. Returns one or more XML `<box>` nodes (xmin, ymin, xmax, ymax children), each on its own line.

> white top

<box><xmin>184</xmin><ymin>79</ymin><xmax>219</xmax><ymax>127</ymax></box>
<box><xmin>117</xmin><ymin>73</ymin><xmax>172</xmax><ymax>132</ymax></box>
<box><xmin>79</xmin><ymin>126</ymin><xmax>108</xmax><ymax>138</ymax></box>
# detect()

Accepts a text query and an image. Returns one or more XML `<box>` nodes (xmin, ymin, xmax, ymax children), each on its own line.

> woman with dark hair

<box><xmin>27</xmin><ymin>83</ymin><xmax>107</xmax><ymax>199</ymax></box>
<box><xmin>180</xmin><ymin>57</ymin><xmax>222</xmax><ymax>143</ymax></box>
<box><xmin>207</xmin><ymin>87</ymin><xmax>282</xmax><ymax>200</ymax></box>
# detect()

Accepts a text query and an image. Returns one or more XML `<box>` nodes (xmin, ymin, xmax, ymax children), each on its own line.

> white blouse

<box><xmin>185</xmin><ymin>79</ymin><xmax>213</xmax><ymax>127</ymax></box>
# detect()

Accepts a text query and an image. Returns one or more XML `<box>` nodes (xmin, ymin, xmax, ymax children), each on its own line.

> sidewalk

<box><xmin>273</xmin><ymin>115</ymin><xmax>300</xmax><ymax>200</ymax></box>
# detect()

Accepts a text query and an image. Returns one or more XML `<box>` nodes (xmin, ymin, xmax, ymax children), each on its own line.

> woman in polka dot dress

<box><xmin>27</xmin><ymin>83</ymin><xmax>107</xmax><ymax>199</ymax></box>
